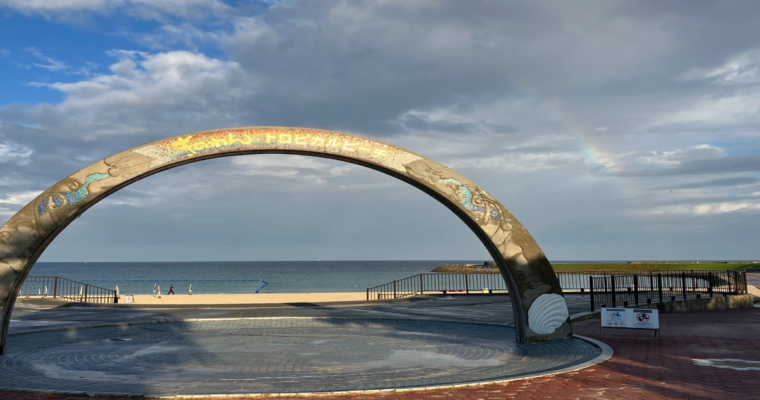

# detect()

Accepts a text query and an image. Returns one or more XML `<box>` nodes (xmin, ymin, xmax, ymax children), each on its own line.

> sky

<box><xmin>0</xmin><ymin>0</ymin><xmax>758</xmax><ymax>262</ymax></box>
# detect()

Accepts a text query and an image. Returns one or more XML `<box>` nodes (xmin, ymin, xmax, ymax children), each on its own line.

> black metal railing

<box><xmin>366</xmin><ymin>273</ymin><xmax>509</xmax><ymax>300</ymax></box>
<box><xmin>367</xmin><ymin>270</ymin><xmax>749</xmax><ymax>303</ymax></box>
<box><xmin>19</xmin><ymin>276</ymin><xmax>117</xmax><ymax>304</ymax></box>
<box><xmin>589</xmin><ymin>270</ymin><xmax>747</xmax><ymax>311</ymax></box>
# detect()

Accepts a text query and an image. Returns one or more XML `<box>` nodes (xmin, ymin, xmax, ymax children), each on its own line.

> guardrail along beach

<box><xmin>18</xmin><ymin>276</ymin><xmax>117</xmax><ymax>304</ymax></box>
<box><xmin>366</xmin><ymin>270</ymin><xmax>749</xmax><ymax>308</ymax></box>
<box><xmin>589</xmin><ymin>270</ymin><xmax>747</xmax><ymax>311</ymax></box>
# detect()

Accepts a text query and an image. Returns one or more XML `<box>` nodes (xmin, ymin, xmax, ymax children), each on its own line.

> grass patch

<box><xmin>433</xmin><ymin>263</ymin><xmax>498</xmax><ymax>273</ymax></box>
<box><xmin>552</xmin><ymin>263</ymin><xmax>756</xmax><ymax>272</ymax></box>
<box><xmin>433</xmin><ymin>262</ymin><xmax>757</xmax><ymax>273</ymax></box>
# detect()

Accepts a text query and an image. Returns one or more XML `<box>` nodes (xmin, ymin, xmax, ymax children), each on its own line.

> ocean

<box><xmin>28</xmin><ymin>260</ymin><xmax>627</xmax><ymax>295</ymax></box>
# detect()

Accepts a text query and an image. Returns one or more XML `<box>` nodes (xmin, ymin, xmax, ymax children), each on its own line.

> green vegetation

<box><xmin>432</xmin><ymin>264</ymin><xmax>499</xmax><ymax>273</ymax></box>
<box><xmin>433</xmin><ymin>262</ymin><xmax>757</xmax><ymax>273</ymax></box>
<box><xmin>552</xmin><ymin>263</ymin><xmax>757</xmax><ymax>272</ymax></box>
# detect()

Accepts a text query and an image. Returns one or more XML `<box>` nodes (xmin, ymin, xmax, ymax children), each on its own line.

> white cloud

<box><xmin>2</xmin><ymin>1</ymin><xmax>760</xmax><ymax>261</ymax></box>
<box><xmin>0</xmin><ymin>49</ymin><xmax>9</xmax><ymax>57</ymax></box>
<box><xmin>681</xmin><ymin>49</ymin><xmax>760</xmax><ymax>85</ymax></box>
<box><xmin>633</xmin><ymin>144</ymin><xmax>726</xmax><ymax>168</ymax></box>
<box><xmin>23</xmin><ymin>50</ymin><xmax>250</xmax><ymax>139</ymax></box>
<box><xmin>229</xmin><ymin>155</ymin><xmax>373</xmax><ymax>190</ymax></box>
<box><xmin>664</xmin><ymin>49</ymin><xmax>760</xmax><ymax>126</ymax></box>
<box><xmin>644</xmin><ymin>201</ymin><xmax>760</xmax><ymax>215</ymax></box>
<box><xmin>25</xmin><ymin>47</ymin><xmax>69</xmax><ymax>72</ymax></box>
<box><xmin>0</xmin><ymin>142</ymin><xmax>33</xmax><ymax>164</ymax></box>
<box><xmin>0</xmin><ymin>0</ymin><xmax>234</xmax><ymax>21</ymax></box>
<box><xmin>663</xmin><ymin>94</ymin><xmax>760</xmax><ymax>125</ymax></box>
<box><xmin>74</xmin><ymin>61</ymin><xmax>100</xmax><ymax>77</ymax></box>
<box><xmin>0</xmin><ymin>0</ymin><xmax>111</xmax><ymax>12</ymax></box>
<box><xmin>0</xmin><ymin>190</ymin><xmax>41</xmax><ymax>205</ymax></box>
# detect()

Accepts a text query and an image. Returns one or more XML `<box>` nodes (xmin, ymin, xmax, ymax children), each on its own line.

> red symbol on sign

<box><xmin>636</xmin><ymin>313</ymin><xmax>651</xmax><ymax>323</ymax></box>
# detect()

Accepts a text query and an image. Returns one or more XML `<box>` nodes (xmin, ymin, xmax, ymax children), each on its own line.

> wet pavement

<box><xmin>2</xmin><ymin>294</ymin><xmax>757</xmax><ymax>399</ymax></box>
<box><xmin>8</xmin><ymin>293</ymin><xmax>592</xmax><ymax>332</ymax></box>
<box><xmin>1</xmin><ymin>294</ymin><xmax>601</xmax><ymax>397</ymax></box>
<box><xmin>0</xmin><ymin>318</ymin><xmax>600</xmax><ymax>396</ymax></box>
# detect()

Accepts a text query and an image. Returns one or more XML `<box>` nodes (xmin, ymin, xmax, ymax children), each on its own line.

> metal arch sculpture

<box><xmin>0</xmin><ymin>127</ymin><xmax>572</xmax><ymax>353</ymax></box>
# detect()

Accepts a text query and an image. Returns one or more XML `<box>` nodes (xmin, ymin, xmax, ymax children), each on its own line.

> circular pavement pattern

<box><xmin>0</xmin><ymin>318</ymin><xmax>602</xmax><ymax>396</ymax></box>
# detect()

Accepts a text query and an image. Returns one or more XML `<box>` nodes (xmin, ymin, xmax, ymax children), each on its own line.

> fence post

<box><xmin>465</xmin><ymin>273</ymin><xmax>469</xmax><ymax>294</ymax></box>
<box><xmin>611</xmin><ymin>275</ymin><xmax>617</xmax><ymax>307</ymax></box>
<box><xmin>420</xmin><ymin>274</ymin><xmax>424</xmax><ymax>295</ymax></box>
<box><xmin>741</xmin><ymin>271</ymin><xmax>747</xmax><ymax>294</ymax></box>
<box><xmin>84</xmin><ymin>284</ymin><xmax>89</xmax><ymax>302</ymax></box>
<box><xmin>691</xmin><ymin>270</ymin><xmax>696</xmax><ymax>293</ymax></box>
<box><xmin>633</xmin><ymin>275</ymin><xmax>639</xmax><ymax>305</ymax></box>
<box><xmin>53</xmin><ymin>276</ymin><xmax>58</xmax><ymax>299</ymax></box>
<box><xmin>657</xmin><ymin>274</ymin><xmax>663</xmax><ymax>304</ymax></box>
<box><xmin>589</xmin><ymin>276</ymin><xmax>595</xmax><ymax>312</ymax></box>
<box><xmin>708</xmin><ymin>272</ymin><xmax>714</xmax><ymax>298</ymax></box>
<box><xmin>728</xmin><ymin>271</ymin><xmax>733</xmax><ymax>293</ymax></box>
<box><xmin>366</xmin><ymin>288</ymin><xmax>369</xmax><ymax>301</ymax></box>
<box><xmin>393</xmin><ymin>280</ymin><xmax>397</xmax><ymax>299</ymax></box>
<box><xmin>681</xmin><ymin>272</ymin><xmax>687</xmax><ymax>300</ymax></box>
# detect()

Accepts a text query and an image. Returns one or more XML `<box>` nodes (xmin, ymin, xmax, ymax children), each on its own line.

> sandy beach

<box><xmin>120</xmin><ymin>292</ymin><xmax>367</xmax><ymax>305</ymax></box>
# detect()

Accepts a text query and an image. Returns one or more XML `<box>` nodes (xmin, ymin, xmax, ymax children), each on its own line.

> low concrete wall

<box><xmin>621</xmin><ymin>294</ymin><xmax>754</xmax><ymax>313</ymax></box>
<box><xmin>747</xmin><ymin>284</ymin><xmax>760</xmax><ymax>302</ymax></box>
<box><xmin>656</xmin><ymin>294</ymin><xmax>755</xmax><ymax>312</ymax></box>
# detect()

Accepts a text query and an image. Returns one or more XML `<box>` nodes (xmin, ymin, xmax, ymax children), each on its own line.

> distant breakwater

<box><xmin>628</xmin><ymin>261</ymin><xmax>758</xmax><ymax>264</ymax></box>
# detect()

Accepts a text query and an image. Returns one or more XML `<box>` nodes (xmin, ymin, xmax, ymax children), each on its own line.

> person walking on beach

<box><xmin>168</xmin><ymin>284</ymin><xmax>175</xmax><ymax>295</ymax></box>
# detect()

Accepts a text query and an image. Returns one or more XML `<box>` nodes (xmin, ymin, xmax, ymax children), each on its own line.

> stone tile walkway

<box><xmin>0</xmin><ymin>318</ymin><xmax>600</xmax><ymax>397</ymax></box>
<box><xmin>1</xmin><ymin>307</ymin><xmax>758</xmax><ymax>399</ymax></box>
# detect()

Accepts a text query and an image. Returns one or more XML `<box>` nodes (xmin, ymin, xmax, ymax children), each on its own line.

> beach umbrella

<box><xmin>189</xmin><ymin>284</ymin><xmax>192</xmax><ymax>295</ymax></box>
<box><xmin>115</xmin><ymin>285</ymin><xmax>120</xmax><ymax>296</ymax></box>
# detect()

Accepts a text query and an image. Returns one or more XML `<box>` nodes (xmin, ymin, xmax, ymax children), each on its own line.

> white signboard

<box><xmin>603</xmin><ymin>308</ymin><xmax>627</xmax><ymax>327</ymax></box>
<box><xmin>125</xmin><ymin>295</ymin><xmax>134</xmax><ymax>303</ymax></box>
<box><xmin>631</xmin><ymin>309</ymin><xmax>658</xmax><ymax>329</ymax></box>
<box><xmin>601</xmin><ymin>308</ymin><xmax>659</xmax><ymax>335</ymax></box>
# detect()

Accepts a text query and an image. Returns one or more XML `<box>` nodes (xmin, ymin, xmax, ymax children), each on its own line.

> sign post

<box><xmin>601</xmin><ymin>308</ymin><xmax>660</xmax><ymax>338</ymax></box>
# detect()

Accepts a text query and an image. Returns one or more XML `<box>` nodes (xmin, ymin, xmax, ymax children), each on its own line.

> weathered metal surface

<box><xmin>0</xmin><ymin>127</ymin><xmax>571</xmax><ymax>352</ymax></box>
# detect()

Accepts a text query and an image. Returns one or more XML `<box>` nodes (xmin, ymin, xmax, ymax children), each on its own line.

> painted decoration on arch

<box><xmin>0</xmin><ymin>127</ymin><xmax>570</xmax><ymax>353</ymax></box>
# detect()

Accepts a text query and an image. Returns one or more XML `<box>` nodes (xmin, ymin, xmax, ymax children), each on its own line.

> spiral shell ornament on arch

<box><xmin>528</xmin><ymin>294</ymin><xmax>571</xmax><ymax>335</ymax></box>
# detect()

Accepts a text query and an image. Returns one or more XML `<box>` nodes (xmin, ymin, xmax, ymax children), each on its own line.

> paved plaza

<box><xmin>0</xmin><ymin>318</ymin><xmax>600</xmax><ymax>396</ymax></box>
<box><xmin>0</xmin><ymin>283</ymin><xmax>758</xmax><ymax>399</ymax></box>
<box><xmin>0</xmin><ymin>294</ymin><xmax>603</xmax><ymax>397</ymax></box>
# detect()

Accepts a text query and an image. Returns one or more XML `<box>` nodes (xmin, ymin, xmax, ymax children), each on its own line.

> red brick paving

<box><xmin>1</xmin><ymin>307</ymin><xmax>758</xmax><ymax>400</ymax></box>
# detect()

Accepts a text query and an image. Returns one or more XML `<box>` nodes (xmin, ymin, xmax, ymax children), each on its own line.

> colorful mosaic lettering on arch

<box><xmin>133</xmin><ymin>128</ymin><xmax>422</xmax><ymax>173</ymax></box>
